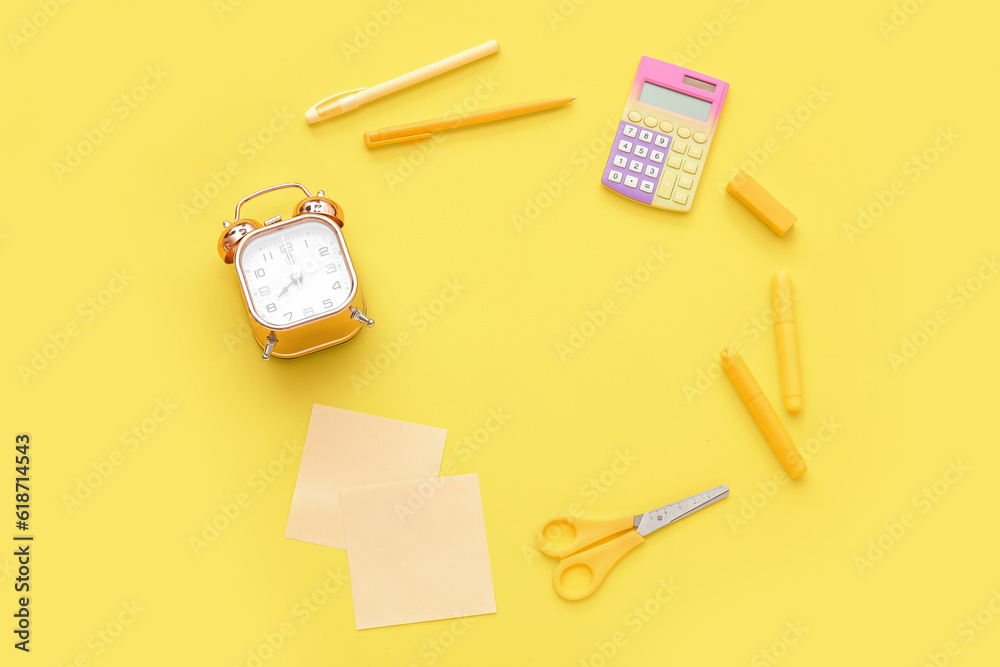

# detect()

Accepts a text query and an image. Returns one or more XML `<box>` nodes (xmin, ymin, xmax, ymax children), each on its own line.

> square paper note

<box><xmin>340</xmin><ymin>473</ymin><xmax>497</xmax><ymax>630</ymax></box>
<box><xmin>284</xmin><ymin>405</ymin><xmax>447</xmax><ymax>550</ymax></box>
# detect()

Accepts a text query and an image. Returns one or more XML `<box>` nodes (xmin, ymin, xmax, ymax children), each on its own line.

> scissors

<box><xmin>537</xmin><ymin>485</ymin><xmax>729</xmax><ymax>600</ymax></box>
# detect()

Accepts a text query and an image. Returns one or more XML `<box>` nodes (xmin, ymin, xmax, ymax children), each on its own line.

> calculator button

<box><xmin>659</xmin><ymin>120</ymin><xmax>673</xmax><ymax>133</ymax></box>
<box><xmin>693</xmin><ymin>131</ymin><xmax>708</xmax><ymax>144</ymax></box>
<box><xmin>678</xmin><ymin>176</ymin><xmax>693</xmax><ymax>190</ymax></box>
<box><xmin>623</xmin><ymin>124</ymin><xmax>638</xmax><ymax>138</ymax></box>
<box><xmin>677</xmin><ymin>126</ymin><xmax>691</xmax><ymax>139</ymax></box>
<box><xmin>654</xmin><ymin>135</ymin><xmax>669</xmax><ymax>148</ymax></box>
<box><xmin>667</xmin><ymin>155</ymin><xmax>683</xmax><ymax>169</ymax></box>
<box><xmin>671</xmin><ymin>141</ymin><xmax>688</xmax><ymax>154</ymax></box>
<box><xmin>624</xmin><ymin>174</ymin><xmax>639</xmax><ymax>188</ymax></box>
<box><xmin>638</xmin><ymin>129</ymin><xmax>654</xmax><ymax>143</ymax></box>
<box><xmin>656</xmin><ymin>171</ymin><xmax>676</xmax><ymax>199</ymax></box>
<box><xmin>634</xmin><ymin>145</ymin><xmax>648</xmax><ymax>158</ymax></box>
<box><xmin>639</xmin><ymin>180</ymin><xmax>655</xmax><ymax>194</ymax></box>
<box><xmin>643</xmin><ymin>115</ymin><xmax>658</xmax><ymax>127</ymax></box>
<box><xmin>644</xmin><ymin>165</ymin><xmax>659</xmax><ymax>178</ymax></box>
<box><xmin>628</xmin><ymin>111</ymin><xmax>642</xmax><ymax>123</ymax></box>
<box><xmin>608</xmin><ymin>170</ymin><xmax>623</xmax><ymax>183</ymax></box>
<box><xmin>650</xmin><ymin>150</ymin><xmax>664</xmax><ymax>163</ymax></box>
<box><xmin>612</xmin><ymin>154</ymin><xmax>627</xmax><ymax>168</ymax></box>
<box><xmin>628</xmin><ymin>159</ymin><xmax>643</xmax><ymax>173</ymax></box>
<box><xmin>617</xmin><ymin>140</ymin><xmax>633</xmax><ymax>153</ymax></box>
<box><xmin>683</xmin><ymin>161</ymin><xmax>698</xmax><ymax>174</ymax></box>
<box><xmin>687</xmin><ymin>146</ymin><xmax>704</xmax><ymax>159</ymax></box>
<box><xmin>673</xmin><ymin>191</ymin><xmax>689</xmax><ymax>205</ymax></box>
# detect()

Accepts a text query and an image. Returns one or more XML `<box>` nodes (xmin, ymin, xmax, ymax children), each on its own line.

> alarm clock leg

<box><xmin>262</xmin><ymin>332</ymin><xmax>278</xmax><ymax>361</ymax></box>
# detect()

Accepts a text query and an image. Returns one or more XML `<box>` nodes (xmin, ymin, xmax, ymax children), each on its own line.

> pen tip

<box><xmin>304</xmin><ymin>108</ymin><xmax>320</xmax><ymax>124</ymax></box>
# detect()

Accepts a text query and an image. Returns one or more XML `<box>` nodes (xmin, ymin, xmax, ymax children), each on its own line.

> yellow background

<box><xmin>4</xmin><ymin>0</ymin><xmax>999</xmax><ymax>664</ymax></box>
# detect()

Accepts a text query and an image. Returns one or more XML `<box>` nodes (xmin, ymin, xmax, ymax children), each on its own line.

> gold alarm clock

<box><xmin>217</xmin><ymin>183</ymin><xmax>373</xmax><ymax>360</ymax></box>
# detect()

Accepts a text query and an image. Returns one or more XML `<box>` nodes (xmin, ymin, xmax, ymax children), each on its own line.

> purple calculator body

<box><xmin>601</xmin><ymin>57</ymin><xmax>729</xmax><ymax>212</ymax></box>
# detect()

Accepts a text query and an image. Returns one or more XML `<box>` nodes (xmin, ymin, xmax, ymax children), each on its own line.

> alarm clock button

<box><xmin>643</xmin><ymin>115</ymin><xmax>657</xmax><ymax>127</ymax></box>
<box><xmin>628</xmin><ymin>111</ymin><xmax>642</xmax><ymax>122</ymax></box>
<box><xmin>693</xmin><ymin>131</ymin><xmax>708</xmax><ymax>144</ymax></box>
<box><xmin>623</xmin><ymin>124</ymin><xmax>638</xmax><ymax>138</ymax></box>
<box><xmin>677</xmin><ymin>126</ymin><xmax>691</xmax><ymax>139</ymax></box>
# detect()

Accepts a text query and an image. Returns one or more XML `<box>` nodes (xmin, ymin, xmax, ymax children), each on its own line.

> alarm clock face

<box><xmin>238</xmin><ymin>218</ymin><xmax>356</xmax><ymax>328</ymax></box>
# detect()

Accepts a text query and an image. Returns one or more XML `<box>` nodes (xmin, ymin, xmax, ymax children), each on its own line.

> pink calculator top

<box><xmin>602</xmin><ymin>57</ymin><xmax>729</xmax><ymax>211</ymax></box>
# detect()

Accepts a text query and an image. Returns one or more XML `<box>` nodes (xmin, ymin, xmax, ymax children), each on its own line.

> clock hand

<box><xmin>277</xmin><ymin>272</ymin><xmax>304</xmax><ymax>298</ymax></box>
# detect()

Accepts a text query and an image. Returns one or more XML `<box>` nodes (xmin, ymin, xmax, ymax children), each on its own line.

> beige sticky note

<box><xmin>340</xmin><ymin>474</ymin><xmax>497</xmax><ymax>630</ymax></box>
<box><xmin>284</xmin><ymin>405</ymin><xmax>447</xmax><ymax>550</ymax></box>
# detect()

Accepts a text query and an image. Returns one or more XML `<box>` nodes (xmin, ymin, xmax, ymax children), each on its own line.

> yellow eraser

<box><xmin>726</xmin><ymin>171</ymin><xmax>797</xmax><ymax>237</ymax></box>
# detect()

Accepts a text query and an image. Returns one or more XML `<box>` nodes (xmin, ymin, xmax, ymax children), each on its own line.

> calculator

<box><xmin>601</xmin><ymin>57</ymin><xmax>729</xmax><ymax>212</ymax></box>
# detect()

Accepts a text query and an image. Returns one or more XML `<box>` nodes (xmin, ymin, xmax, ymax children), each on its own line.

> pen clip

<box><xmin>311</xmin><ymin>87</ymin><xmax>367</xmax><ymax>116</ymax></box>
<box><xmin>364</xmin><ymin>132</ymin><xmax>433</xmax><ymax>147</ymax></box>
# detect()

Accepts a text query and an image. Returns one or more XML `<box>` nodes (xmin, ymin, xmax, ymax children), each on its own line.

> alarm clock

<box><xmin>217</xmin><ymin>182</ymin><xmax>374</xmax><ymax>360</ymax></box>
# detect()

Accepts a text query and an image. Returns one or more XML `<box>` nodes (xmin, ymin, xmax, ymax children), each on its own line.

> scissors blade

<box><xmin>633</xmin><ymin>485</ymin><xmax>730</xmax><ymax>537</ymax></box>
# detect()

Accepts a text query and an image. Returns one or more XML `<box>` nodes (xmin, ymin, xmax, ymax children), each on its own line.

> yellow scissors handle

<box><xmin>552</xmin><ymin>530</ymin><xmax>644</xmax><ymax>600</ymax></box>
<box><xmin>536</xmin><ymin>515</ymin><xmax>635</xmax><ymax>558</ymax></box>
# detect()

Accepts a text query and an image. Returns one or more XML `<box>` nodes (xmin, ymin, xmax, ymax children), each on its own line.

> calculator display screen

<box><xmin>639</xmin><ymin>82</ymin><xmax>712</xmax><ymax>122</ymax></box>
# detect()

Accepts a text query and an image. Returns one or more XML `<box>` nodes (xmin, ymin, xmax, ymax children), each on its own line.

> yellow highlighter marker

<box><xmin>721</xmin><ymin>348</ymin><xmax>807</xmax><ymax>478</ymax></box>
<box><xmin>772</xmin><ymin>270</ymin><xmax>803</xmax><ymax>412</ymax></box>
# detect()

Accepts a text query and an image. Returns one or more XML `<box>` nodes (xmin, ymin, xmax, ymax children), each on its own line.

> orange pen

<box><xmin>721</xmin><ymin>348</ymin><xmax>807</xmax><ymax>478</ymax></box>
<box><xmin>772</xmin><ymin>270</ymin><xmax>803</xmax><ymax>412</ymax></box>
